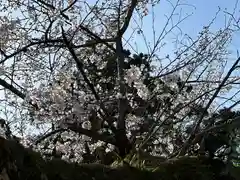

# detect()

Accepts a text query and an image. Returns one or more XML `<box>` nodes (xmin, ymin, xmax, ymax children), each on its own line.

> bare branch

<box><xmin>0</xmin><ymin>78</ymin><xmax>25</xmax><ymax>99</ymax></box>
<box><xmin>178</xmin><ymin>57</ymin><xmax>240</xmax><ymax>156</ymax></box>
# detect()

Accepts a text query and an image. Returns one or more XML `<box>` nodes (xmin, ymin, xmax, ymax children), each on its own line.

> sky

<box><xmin>124</xmin><ymin>0</ymin><xmax>240</xmax><ymax>53</ymax></box>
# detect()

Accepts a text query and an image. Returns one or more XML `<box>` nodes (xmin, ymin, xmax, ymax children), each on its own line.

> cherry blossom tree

<box><xmin>0</xmin><ymin>0</ymin><xmax>240</xmax><ymax>166</ymax></box>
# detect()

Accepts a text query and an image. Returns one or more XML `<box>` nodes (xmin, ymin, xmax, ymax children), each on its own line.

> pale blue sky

<box><xmin>124</xmin><ymin>0</ymin><xmax>240</xmax><ymax>54</ymax></box>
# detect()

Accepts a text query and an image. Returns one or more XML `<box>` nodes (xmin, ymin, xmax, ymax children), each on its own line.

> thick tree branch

<box><xmin>61</xmin><ymin>27</ymin><xmax>116</xmax><ymax>132</ymax></box>
<box><xmin>35</xmin><ymin>128</ymin><xmax>67</xmax><ymax>145</ymax></box>
<box><xmin>116</xmin><ymin>37</ymin><xmax>127</xmax><ymax>131</ymax></box>
<box><xmin>61</xmin><ymin>27</ymin><xmax>101</xmax><ymax>102</ymax></box>
<box><xmin>0</xmin><ymin>78</ymin><xmax>40</xmax><ymax>110</ymax></box>
<box><xmin>62</xmin><ymin>0</ymin><xmax>78</xmax><ymax>13</ymax></box>
<box><xmin>114</xmin><ymin>0</ymin><xmax>138</xmax><ymax>134</ymax></box>
<box><xmin>115</xmin><ymin>35</ymin><xmax>132</xmax><ymax>156</ymax></box>
<box><xmin>35</xmin><ymin>0</ymin><xmax>55</xmax><ymax>9</ymax></box>
<box><xmin>0</xmin><ymin>49</ymin><xmax>7</xmax><ymax>58</ymax></box>
<box><xmin>118</xmin><ymin>0</ymin><xmax>138</xmax><ymax>37</ymax></box>
<box><xmin>0</xmin><ymin>39</ymin><xmax>62</xmax><ymax>64</ymax></box>
<box><xmin>66</xmin><ymin>122</ymin><xmax>116</xmax><ymax>145</ymax></box>
<box><xmin>79</xmin><ymin>24</ymin><xmax>116</xmax><ymax>52</ymax></box>
<box><xmin>0</xmin><ymin>78</ymin><xmax>25</xmax><ymax>99</ymax></box>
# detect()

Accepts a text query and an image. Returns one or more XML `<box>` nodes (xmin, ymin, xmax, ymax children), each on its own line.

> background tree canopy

<box><xmin>0</xmin><ymin>0</ymin><xmax>240</xmax><ymax>177</ymax></box>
